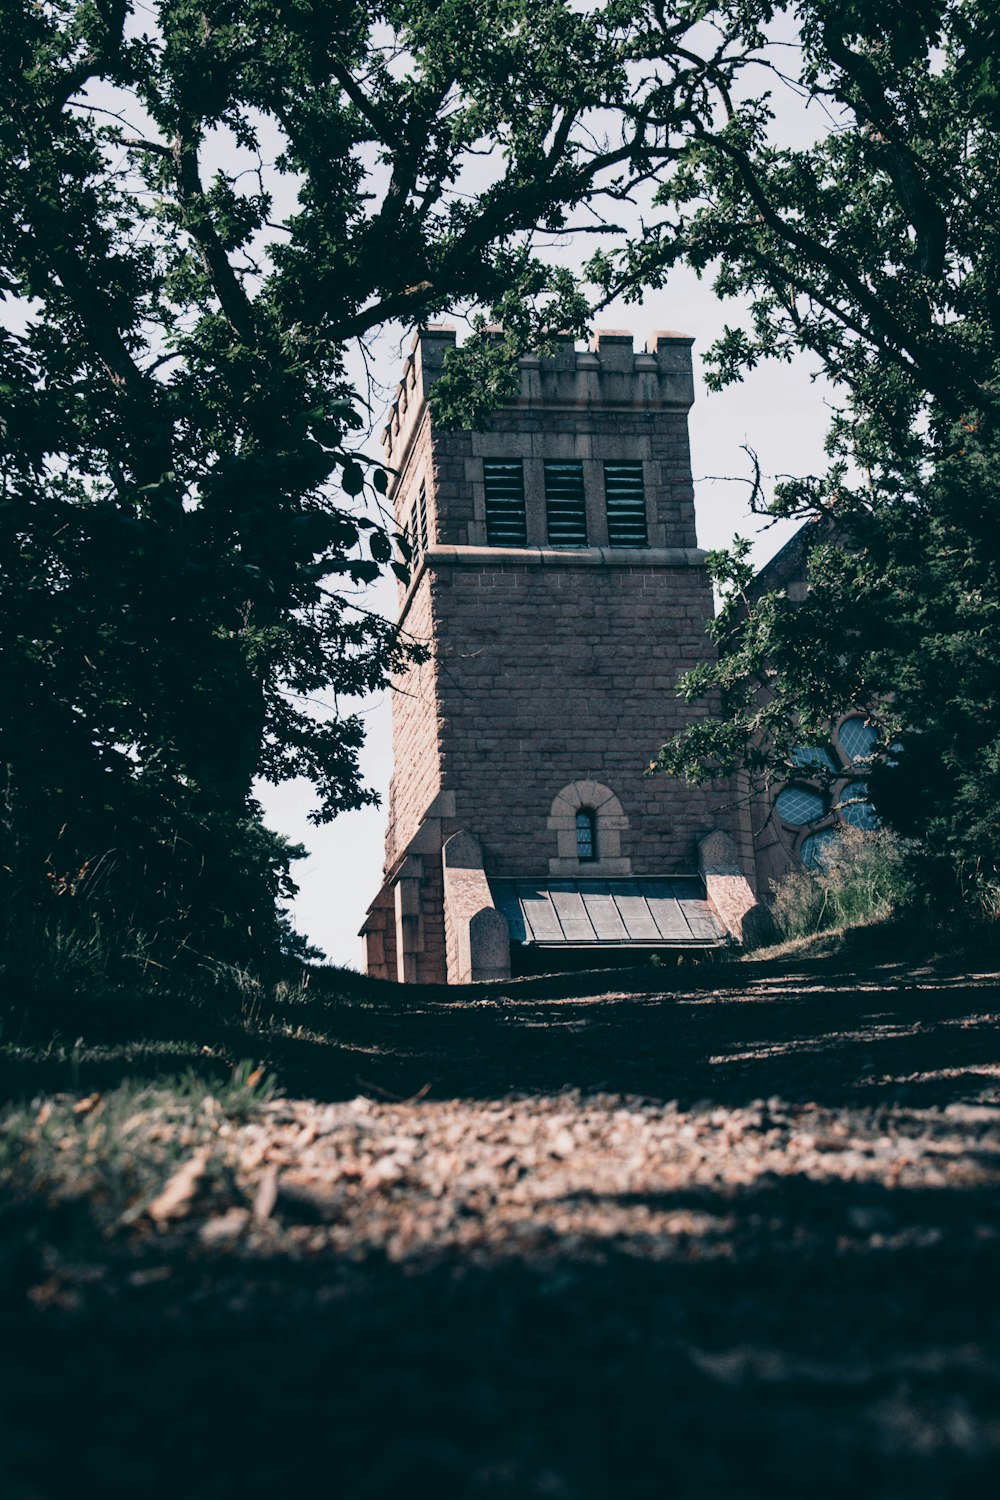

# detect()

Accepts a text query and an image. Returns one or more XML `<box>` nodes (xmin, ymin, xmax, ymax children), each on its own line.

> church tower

<box><xmin>361</xmin><ymin>328</ymin><xmax>757</xmax><ymax>983</ymax></box>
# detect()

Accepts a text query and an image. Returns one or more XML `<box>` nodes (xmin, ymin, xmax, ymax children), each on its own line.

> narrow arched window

<box><xmin>576</xmin><ymin>808</ymin><xmax>597</xmax><ymax>862</ymax></box>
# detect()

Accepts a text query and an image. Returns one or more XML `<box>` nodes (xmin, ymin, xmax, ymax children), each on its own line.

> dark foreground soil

<box><xmin>3</xmin><ymin>937</ymin><xmax>1000</xmax><ymax>1499</ymax></box>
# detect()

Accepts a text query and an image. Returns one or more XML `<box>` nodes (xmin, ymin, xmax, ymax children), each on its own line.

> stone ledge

<box><xmin>699</xmin><ymin>830</ymin><xmax>760</xmax><ymax>945</ymax></box>
<box><xmin>396</xmin><ymin>545</ymin><xmax>709</xmax><ymax>627</ymax></box>
<box><xmin>424</xmin><ymin>544</ymin><xmax>707</xmax><ymax>568</ymax></box>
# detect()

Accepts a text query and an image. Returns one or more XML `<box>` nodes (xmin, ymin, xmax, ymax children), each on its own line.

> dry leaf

<box><xmin>147</xmin><ymin>1153</ymin><xmax>208</xmax><ymax>1223</ymax></box>
<box><xmin>254</xmin><ymin>1165</ymin><xmax>278</xmax><ymax>1222</ymax></box>
<box><xmin>73</xmin><ymin>1093</ymin><xmax>101</xmax><ymax>1116</ymax></box>
<box><xmin>199</xmin><ymin>1208</ymin><xmax>250</xmax><ymax>1245</ymax></box>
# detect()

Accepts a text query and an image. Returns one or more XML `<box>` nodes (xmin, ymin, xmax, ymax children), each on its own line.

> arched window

<box><xmin>576</xmin><ymin>808</ymin><xmax>597</xmax><ymax>862</ymax></box>
<box><xmin>775</xmin><ymin>784</ymin><xmax>826</xmax><ymax>827</ymax></box>
<box><xmin>547</xmin><ymin>782</ymin><xmax>630</xmax><ymax>875</ymax></box>
<box><xmin>801</xmin><ymin>828</ymin><xmax>837</xmax><ymax>869</ymax></box>
<box><xmin>838</xmin><ymin>716</ymin><xmax>878</xmax><ymax>765</ymax></box>
<box><xmin>838</xmin><ymin>781</ymin><xmax>880</xmax><ymax>830</ymax></box>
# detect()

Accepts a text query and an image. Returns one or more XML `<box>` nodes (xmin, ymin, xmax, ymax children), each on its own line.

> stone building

<box><xmin>360</xmin><ymin>327</ymin><xmax>759</xmax><ymax>983</ymax></box>
<box><xmin>743</xmin><ymin>521</ymin><xmax>885</xmax><ymax>894</ymax></box>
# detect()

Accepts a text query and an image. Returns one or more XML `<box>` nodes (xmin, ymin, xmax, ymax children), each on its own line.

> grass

<box><xmin>0</xmin><ymin>929</ymin><xmax>405</xmax><ymax>1109</ymax></box>
<box><xmin>0</xmin><ymin>1064</ymin><xmax>278</xmax><ymax>1229</ymax></box>
<box><xmin>757</xmin><ymin>827</ymin><xmax>917</xmax><ymax>947</ymax></box>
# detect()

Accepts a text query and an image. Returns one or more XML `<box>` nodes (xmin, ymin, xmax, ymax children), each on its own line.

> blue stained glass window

<box><xmin>792</xmin><ymin>745</ymin><xmax>837</xmax><ymax>774</ymax></box>
<box><xmin>576</xmin><ymin>808</ymin><xmax>597</xmax><ymax>861</ymax></box>
<box><xmin>839</xmin><ymin>717</ymin><xmax>878</xmax><ymax>765</ymax></box>
<box><xmin>838</xmin><ymin>781</ymin><xmax>880</xmax><ymax>830</ymax></box>
<box><xmin>775</xmin><ymin>784</ymin><xmax>826</xmax><ymax>827</ymax></box>
<box><xmin>801</xmin><ymin>829</ymin><xmax>838</xmax><ymax>869</ymax></box>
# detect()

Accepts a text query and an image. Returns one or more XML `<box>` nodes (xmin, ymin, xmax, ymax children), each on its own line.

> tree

<box><xmin>598</xmin><ymin>0</ymin><xmax>1000</xmax><ymax>911</ymax></box>
<box><xmin>1</xmin><ymin>0</ymin><xmax>683</xmax><ymax>964</ymax></box>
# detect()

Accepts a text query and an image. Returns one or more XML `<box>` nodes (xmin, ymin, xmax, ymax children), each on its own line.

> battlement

<box><xmin>381</xmin><ymin>327</ymin><xmax>695</xmax><ymax>473</ymax></box>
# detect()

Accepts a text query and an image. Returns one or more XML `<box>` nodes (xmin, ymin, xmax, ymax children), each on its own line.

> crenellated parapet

<box><xmin>381</xmin><ymin>327</ymin><xmax>695</xmax><ymax>481</ymax></box>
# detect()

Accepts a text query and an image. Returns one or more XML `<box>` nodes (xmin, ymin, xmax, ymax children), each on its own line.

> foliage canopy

<box><xmin>0</xmin><ymin>0</ymin><xmax>669</xmax><ymax>962</ymax></box>
<box><xmin>605</xmin><ymin>0</ymin><xmax>1000</xmax><ymax>910</ymax></box>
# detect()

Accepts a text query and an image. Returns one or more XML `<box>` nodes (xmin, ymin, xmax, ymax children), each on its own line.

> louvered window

<box><xmin>406</xmin><ymin>483</ymin><xmax>429</xmax><ymax>563</ymax></box>
<box><xmin>604</xmin><ymin>463</ymin><xmax>648</xmax><ymax>547</ymax></box>
<box><xmin>544</xmin><ymin>462</ymin><xmax>588</xmax><ymax>547</ymax></box>
<box><xmin>483</xmin><ymin>461</ymin><xmax>527</xmax><ymax>546</ymax></box>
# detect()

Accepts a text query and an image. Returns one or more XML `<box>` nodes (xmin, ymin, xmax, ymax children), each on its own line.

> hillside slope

<box><xmin>3</xmin><ymin>941</ymin><xmax>1000</xmax><ymax>1498</ymax></box>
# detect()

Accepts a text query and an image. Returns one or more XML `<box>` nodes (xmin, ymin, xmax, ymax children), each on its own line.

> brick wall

<box><xmin>384</xmin><ymin>573</ymin><xmax>440</xmax><ymax>871</ymax></box>
<box><xmin>428</xmin><ymin>555</ymin><xmax>739</xmax><ymax>876</ymax></box>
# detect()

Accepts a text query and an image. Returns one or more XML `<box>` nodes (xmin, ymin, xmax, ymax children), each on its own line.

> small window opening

<box><xmin>544</xmin><ymin>461</ymin><xmax>588</xmax><ymax>547</ymax></box>
<box><xmin>483</xmin><ymin>461</ymin><xmax>527</xmax><ymax>546</ymax></box>
<box><xmin>604</xmin><ymin>462</ymin><xmax>648</xmax><ymax>547</ymax></box>
<box><xmin>576</xmin><ymin>807</ymin><xmax>597</xmax><ymax>862</ymax></box>
<box><xmin>404</xmin><ymin>482</ymin><xmax>429</xmax><ymax>566</ymax></box>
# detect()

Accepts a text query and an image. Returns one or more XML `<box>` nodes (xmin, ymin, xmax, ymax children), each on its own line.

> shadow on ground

<box><xmin>2</xmin><ymin>932</ymin><xmax>1000</xmax><ymax>1498</ymax></box>
<box><xmin>4</xmin><ymin>934</ymin><xmax>998</xmax><ymax>1112</ymax></box>
<box><xmin>3</xmin><ymin>1170</ymin><xmax>999</xmax><ymax>1499</ymax></box>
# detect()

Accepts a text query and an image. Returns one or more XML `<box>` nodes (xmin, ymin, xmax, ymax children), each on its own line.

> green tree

<box><xmin>0</xmin><ymin>0</ymin><xmax>668</xmax><ymax>964</ymax></box>
<box><xmin>600</xmin><ymin>0</ymin><xmax>1000</xmax><ymax>911</ymax></box>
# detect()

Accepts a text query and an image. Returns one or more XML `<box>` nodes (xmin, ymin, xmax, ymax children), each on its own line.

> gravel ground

<box><xmin>3</xmin><ymin>947</ymin><xmax>1000</xmax><ymax>1498</ymax></box>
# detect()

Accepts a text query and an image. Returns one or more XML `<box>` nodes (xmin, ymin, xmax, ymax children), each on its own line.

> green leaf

<box><xmin>341</xmin><ymin>461</ymin><xmax>365</xmax><ymax>496</ymax></box>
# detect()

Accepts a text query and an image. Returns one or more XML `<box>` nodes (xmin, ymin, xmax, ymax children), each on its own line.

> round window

<box><xmin>801</xmin><ymin>828</ymin><xmax>838</xmax><ymax>869</ymax></box>
<box><xmin>775</xmin><ymin>784</ymin><xmax>826</xmax><ymax>826</ymax></box>
<box><xmin>838</xmin><ymin>780</ymin><xmax>880</xmax><ymax>830</ymax></box>
<box><xmin>838</xmin><ymin>717</ymin><xmax>878</xmax><ymax>765</ymax></box>
<box><xmin>791</xmin><ymin>744</ymin><xmax>837</xmax><ymax>774</ymax></box>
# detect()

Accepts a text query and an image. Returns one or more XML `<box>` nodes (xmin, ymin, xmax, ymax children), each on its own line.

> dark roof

<box><xmin>489</xmin><ymin>878</ymin><xmax>726</xmax><ymax>948</ymax></box>
<box><xmin>745</xmin><ymin>514</ymin><xmax>844</xmax><ymax>605</ymax></box>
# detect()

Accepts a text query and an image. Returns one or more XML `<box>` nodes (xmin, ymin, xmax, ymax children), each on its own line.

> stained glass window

<box><xmin>838</xmin><ymin>781</ymin><xmax>880</xmax><ymax>830</ymax></box>
<box><xmin>839</xmin><ymin>717</ymin><xmax>878</xmax><ymax>765</ymax></box>
<box><xmin>801</xmin><ymin>829</ymin><xmax>838</xmax><ymax>869</ymax></box>
<box><xmin>792</xmin><ymin>745</ymin><xmax>837</xmax><ymax>774</ymax></box>
<box><xmin>775</xmin><ymin>784</ymin><xmax>826</xmax><ymax>827</ymax></box>
<box><xmin>576</xmin><ymin>808</ymin><xmax>597</xmax><ymax>861</ymax></box>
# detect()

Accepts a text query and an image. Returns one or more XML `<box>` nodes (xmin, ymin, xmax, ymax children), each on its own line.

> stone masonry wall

<box><xmin>429</xmin><ymin>556</ymin><xmax>740</xmax><ymax>877</ymax></box>
<box><xmin>365</xmin><ymin>326</ymin><xmax>757</xmax><ymax>981</ymax></box>
<box><xmin>432</xmin><ymin>407</ymin><xmax>697</xmax><ymax>550</ymax></box>
<box><xmin>384</xmin><ymin>573</ymin><xmax>440</xmax><ymax>872</ymax></box>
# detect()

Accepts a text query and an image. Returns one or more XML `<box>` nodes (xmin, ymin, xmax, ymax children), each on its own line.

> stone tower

<box><xmin>361</xmin><ymin>328</ymin><xmax>757</xmax><ymax>983</ymax></box>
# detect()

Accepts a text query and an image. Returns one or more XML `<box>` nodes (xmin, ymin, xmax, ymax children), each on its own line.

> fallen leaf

<box><xmin>73</xmin><ymin>1094</ymin><xmax>101</xmax><ymax>1116</ymax></box>
<box><xmin>127</xmin><ymin>1265</ymin><xmax>173</xmax><ymax>1288</ymax></box>
<box><xmin>147</xmin><ymin>1153</ymin><xmax>208</xmax><ymax>1223</ymax></box>
<box><xmin>199</xmin><ymin>1207</ymin><xmax>250</xmax><ymax>1245</ymax></box>
<box><xmin>254</xmin><ymin>1165</ymin><xmax>278</xmax><ymax>1222</ymax></box>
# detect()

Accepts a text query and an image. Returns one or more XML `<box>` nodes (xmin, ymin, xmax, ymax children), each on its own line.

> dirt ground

<box><xmin>3</xmin><ymin>940</ymin><xmax>1000</xmax><ymax>1498</ymax></box>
